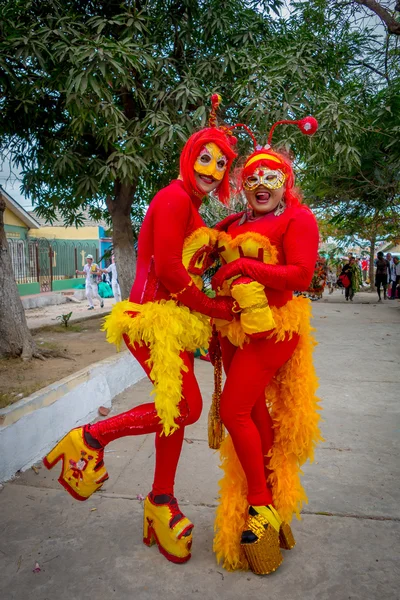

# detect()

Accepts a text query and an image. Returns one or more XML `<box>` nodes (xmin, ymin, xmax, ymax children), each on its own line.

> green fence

<box><xmin>8</xmin><ymin>237</ymin><xmax>100</xmax><ymax>295</ymax></box>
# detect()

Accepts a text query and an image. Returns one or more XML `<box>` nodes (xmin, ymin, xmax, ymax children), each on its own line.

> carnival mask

<box><xmin>194</xmin><ymin>143</ymin><xmax>228</xmax><ymax>181</ymax></box>
<box><xmin>243</xmin><ymin>168</ymin><xmax>286</xmax><ymax>191</ymax></box>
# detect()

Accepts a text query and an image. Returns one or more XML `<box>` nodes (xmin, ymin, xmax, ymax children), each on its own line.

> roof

<box><xmin>28</xmin><ymin>208</ymin><xmax>108</xmax><ymax>229</ymax></box>
<box><xmin>0</xmin><ymin>186</ymin><xmax>40</xmax><ymax>229</ymax></box>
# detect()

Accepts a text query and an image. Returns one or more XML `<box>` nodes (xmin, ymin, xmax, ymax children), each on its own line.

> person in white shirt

<box><xmin>101</xmin><ymin>255</ymin><xmax>121</xmax><ymax>303</ymax></box>
<box><xmin>386</xmin><ymin>252</ymin><xmax>393</xmax><ymax>283</ymax></box>
<box><xmin>392</xmin><ymin>256</ymin><xmax>400</xmax><ymax>300</ymax></box>
<box><xmin>76</xmin><ymin>254</ymin><xmax>104</xmax><ymax>310</ymax></box>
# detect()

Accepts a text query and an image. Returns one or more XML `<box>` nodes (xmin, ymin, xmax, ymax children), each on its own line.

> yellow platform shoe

<box><xmin>143</xmin><ymin>493</ymin><xmax>194</xmax><ymax>563</ymax></box>
<box><xmin>241</xmin><ymin>505</ymin><xmax>295</xmax><ymax>575</ymax></box>
<box><xmin>43</xmin><ymin>427</ymin><xmax>109</xmax><ymax>501</ymax></box>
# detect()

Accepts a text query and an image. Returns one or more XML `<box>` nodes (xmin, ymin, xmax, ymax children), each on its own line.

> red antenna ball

<box><xmin>298</xmin><ymin>116</ymin><xmax>318</xmax><ymax>136</ymax></box>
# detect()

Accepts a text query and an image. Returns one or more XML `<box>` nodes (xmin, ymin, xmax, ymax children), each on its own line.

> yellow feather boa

<box><xmin>102</xmin><ymin>300</ymin><xmax>211</xmax><ymax>436</ymax></box>
<box><xmin>213</xmin><ymin>296</ymin><xmax>322</xmax><ymax>571</ymax></box>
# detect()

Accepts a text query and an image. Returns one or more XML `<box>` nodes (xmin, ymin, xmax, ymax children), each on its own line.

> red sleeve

<box><xmin>212</xmin><ymin>207</ymin><xmax>319</xmax><ymax>292</ymax></box>
<box><xmin>152</xmin><ymin>187</ymin><xmax>233</xmax><ymax>320</ymax></box>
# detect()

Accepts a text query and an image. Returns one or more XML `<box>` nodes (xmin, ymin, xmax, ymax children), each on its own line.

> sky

<box><xmin>0</xmin><ymin>160</ymin><xmax>33</xmax><ymax>210</ymax></box>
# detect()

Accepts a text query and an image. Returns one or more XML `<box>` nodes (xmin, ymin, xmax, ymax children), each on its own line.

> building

<box><xmin>3</xmin><ymin>186</ymin><xmax>40</xmax><ymax>240</ymax></box>
<box><xmin>2</xmin><ymin>186</ymin><xmax>112</xmax><ymax>295</ymax></box>
<box><xmin>381</xmin><ymin>240</ymin><xmax>400</xmax><ymax>258</ymax></box>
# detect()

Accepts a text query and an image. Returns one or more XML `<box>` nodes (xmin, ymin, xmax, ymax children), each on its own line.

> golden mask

<box><xmin>194</xmin><ymin>143</ymin><xmax>228</xmax><ymax>181</ymax></box>
<box><xmin>244</xmin><ymin>168</ymin><xmax>286</xmax><ymax>191</ymax></box>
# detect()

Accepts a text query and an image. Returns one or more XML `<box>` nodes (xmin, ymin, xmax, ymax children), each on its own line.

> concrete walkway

<box><xmin>25</xmin><ymin>295</ymin><xmax>114</xmax><ymax>329</ymax></box>
<box><xmin>1</xmin><ymin>291</ymin><xmax>399</xmax><ymax>599</ymax></box>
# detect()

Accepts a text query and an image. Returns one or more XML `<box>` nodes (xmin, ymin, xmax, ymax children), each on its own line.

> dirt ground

<box><xmin>0</xmin><ymin>317</ymin><xmax>118</xmax><ymax>409</ymax></box>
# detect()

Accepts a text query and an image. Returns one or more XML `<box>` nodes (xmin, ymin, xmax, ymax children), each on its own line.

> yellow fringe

<box><xmin>213</xmin><ymin>434</ymin><xmax>250</xmax><ymax>571</ymax></box>
<box><xmin>213</xmin><ymin>296</ymin><xmax>322</xmax><ymax>571</ymax></box>
<box><xmin>182</xmin><ymin>227</ymin><xmax>219</xmax><ymax>291</ymax></box>
<box><xmin>102</xmin><ymin>300</ymin><xmax>211</xmax><ymax>436</ymax></box>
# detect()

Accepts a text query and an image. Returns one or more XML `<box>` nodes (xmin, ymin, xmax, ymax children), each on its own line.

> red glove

<box><xmin>212</xmin><ymin>207</ymin><xmax>319</xmax><ymax>293</ymax></box>
<box><xmin>176</xmin><ymin>286</ymin><xmax>234</xmax><ymax>320</ymax></box>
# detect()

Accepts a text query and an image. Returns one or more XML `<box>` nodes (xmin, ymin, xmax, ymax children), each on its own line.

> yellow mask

<box><xmin>194</xmin><ymin>143</ymin><xmax>227</xmax><ymax>181</ymax></box>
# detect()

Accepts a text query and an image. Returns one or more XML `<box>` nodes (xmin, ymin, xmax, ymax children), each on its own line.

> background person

<box><xmin>76</xmin><ymin>254</ymin><xmax>104</xmax><ymax>310</ymax></box>
<box><xmin>101</xmin><ymin>255</ymin><xmax>121</xmax><ymax>303</ymax></box>
<box><xmin>327</xmin><ymin>263</ymin><xmax>336</xmax><ymax>294</ymax></box>
<box><xmin>375</xmin><ymin>251</ymin><xmax>390</xmax><ymax>302</ymax></box>
<box><xmin>361</xmin><ymin>257</ymin><xmax>368</xmax><ymax>282</ymax></box>
<box><xmin>339</xmin><ymin>258</ymin><xmax>355</xmax><ymax>301</ymax></box>
<box><xmin>386</xmin><ymin>252</ymin><xmax>393</xmax><ymax>297</ymax></box>
<box><xmin>390</xmin><ymin>256</ymin><xmax>399</xmax><ymax>299</ymax></box>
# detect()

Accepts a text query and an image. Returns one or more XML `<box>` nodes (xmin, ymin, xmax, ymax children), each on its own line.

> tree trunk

<box><xmin>106</xmin><ymin>180</ymin><xmax>138</xmax><ymax>299</ymax></box>
<box><xmin>0</xmin><ymin>195</ymin><xmax>37</xmax><ymax>359</ymax></box>
<box><xmin>369</xmin><ymin>236</ymin><xmax>376</xmax><ymax>291</ymax></box>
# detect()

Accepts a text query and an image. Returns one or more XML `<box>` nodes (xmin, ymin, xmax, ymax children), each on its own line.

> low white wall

<box><xmin>21</xmin><ymin>293</ymin><xmax>67</xmax><ymax>309</ymax></box>
<box><xmin>0</xmin><ymin>351</ymin><xmax>145</xmax><ymax>482</ymax></box>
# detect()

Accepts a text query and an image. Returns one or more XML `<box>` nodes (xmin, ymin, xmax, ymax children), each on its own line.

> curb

<box><xmin>0</xmin><ymin>351</ymin><xmax>145</xmax><ymax>482</ymax></box>
<box><xmin>29</xmin><ymin>309</ymin><xmax>112</xmax><ymax>333</ymax></box>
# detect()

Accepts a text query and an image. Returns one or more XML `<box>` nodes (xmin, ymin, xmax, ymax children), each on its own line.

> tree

<box><xmin>0</xmin><ymin>196</ymin><xmax>44</xmax><ymax>358</ymax></box>
<box><xmin>0</xmin><ymin>0</ymin><xmax>378</xmax><ymax>293</ymax></box>
<box><xmin>301</xmin><ymin>0</ymin><xmax>400</xmax><ymax>288</ymax></box>
<box><xmin>350</xmin><ymin>0</ymin><xmax>400</xmax><ymax>35</ymax></box>
<box><xmin>1</xmin><ymin>0</ymin><xmax>394</xmax><ymax>357</ymax></box>
<box><xmin>0</xmin><ymin>0</ymin><xmax>285</xmax><ymax>297</ymax></box>
<box><xmin>318</xmin><ymin>206</ymin><xmax>400</xmax><ymax>285</ymax></box>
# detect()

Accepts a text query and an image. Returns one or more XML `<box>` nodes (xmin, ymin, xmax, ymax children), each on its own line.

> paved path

<box><xmin>1</xmin><ymin>292</ymin><xmax>399</xmax><ymax>599</ymax></box>
<box><xmin>25</xmin><ymin>296</ymin><xmax>114</xmax><ymax>330</ymax></box>
<box><xmin>24</xmin><ymin>288</ymin><xmax>393</xmax><ymax>330</ymax></box>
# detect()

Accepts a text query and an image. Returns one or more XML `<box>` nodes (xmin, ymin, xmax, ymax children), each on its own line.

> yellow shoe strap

<box><xmin>253</xmin><ymin>505</ymin><xmax>282</xmax><ymax>533</ymax></box>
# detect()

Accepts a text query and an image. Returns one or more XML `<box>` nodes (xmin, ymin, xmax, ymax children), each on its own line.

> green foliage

<box><xmin>0</xmin><ymin>0</ymin><xmax>398</xmax><ymax>253</ymax></box>
<box><xmin>56</xmin><ymin>311</ymin><xmax>73</xmax><ymax>328</ymax></box>
<box><xmin>0</xmin><ymin>0</ymin><xmax>387</xmax><ymax>220</ymax></box>
<box><xmin>301</xmin><ymin>1</ymin><xmax>400</xmax><ymax>246</ymax></box>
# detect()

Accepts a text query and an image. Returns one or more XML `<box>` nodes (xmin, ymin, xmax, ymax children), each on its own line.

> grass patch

<box><xmin>36</xmin><ymin>323</ymin><xmax>84</xmax><ymax>334</ymax></box>
<box><xmin>0</xmin><ymin>382</ymin><xmax>51</xmax><ymax>409</ymax></box>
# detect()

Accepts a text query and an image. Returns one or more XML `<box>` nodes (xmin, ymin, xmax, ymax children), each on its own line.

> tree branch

<box><xmin>384</xmin><ymin>32</ymin><xmax>391</xmax><ymax>83</ymax></box>
<box><xmin>349</xmin><ymin>59</ymin><xmax>387</xmax><ymax>80</ymax></box>
<box><xmin>352</xmin><ymin>0</ymin><xmax>400</xmax><ymax>35</ymax></box>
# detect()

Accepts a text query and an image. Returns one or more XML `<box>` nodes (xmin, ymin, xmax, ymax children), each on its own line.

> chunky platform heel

<box><xmin>240</xmin><ymin>505</ymin><xmax>285</xmax><ymax>575</ymax></box>
<box><xmin>279</xmin><ymin>522</ymin><xmax>296</xmax><ymax>550</ymax></box>
<box><xmin>143</xmin><ymin>511</ymin><xmax>157</xmax><ymax>548</ymax></box>
<box><xmin>142</xmin><ymin>493</ymin><xmax>193</xmax><ymax>564</ymax></box>
<box><xmin>43</xmin><ymin>427</ymin><xmax>109</xmax><ymax>501</ymax></box>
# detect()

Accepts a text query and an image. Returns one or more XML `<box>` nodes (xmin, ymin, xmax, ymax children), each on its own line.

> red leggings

<box><xmin>88</xmin><ymin>338</ymin><xmax>202</xmax><ymax>496</ymax></box>
<box><xmin>220</xmin><ymin>334</ymin><xmax>299</xmax><ymax>506</ymax></box>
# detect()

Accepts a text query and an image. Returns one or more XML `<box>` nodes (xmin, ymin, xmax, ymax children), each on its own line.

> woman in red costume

<box><xmin>210</xmin><ymin>118</ymin><xmax>322</xmax><ymax>575</ymax></box>
<box><xmin>43</xmin><ymin>96</ymin><xmax>236</xmax><ymax>565</ymax></box>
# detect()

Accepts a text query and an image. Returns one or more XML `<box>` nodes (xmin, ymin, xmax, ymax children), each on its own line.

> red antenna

<box><xmin>267</xmin><ymin>116</ymin><xmax>318</xmax><ymax>147</ymax></box>
<box><xmin>226</xmin><ymin>123</ymin><xmax>258</xmax><ymax>150</ymax></box>
<box><xmin>209</xmin><ymin>94</ymin><xmax>222</xmax><ymax>128</ymax></box>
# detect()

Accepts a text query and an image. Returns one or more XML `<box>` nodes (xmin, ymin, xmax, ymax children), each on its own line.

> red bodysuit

<box><xmin>213</xmin><ymin>204</ymin><xmax>319</xmax><ymax>506</ymax></box>
<box><xmin>88</xmin><ymin>179</ymin><xmax>232</xmax><ymax>496</ymax></box>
